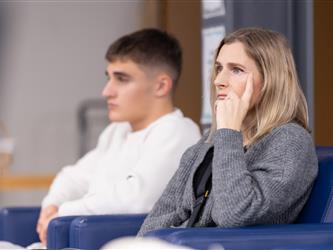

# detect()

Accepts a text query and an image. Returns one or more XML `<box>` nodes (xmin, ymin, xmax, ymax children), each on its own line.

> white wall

<box><xmin>0</xmin><ymin>1</ymin><xmax>145</xmax><ymax>205</ymax></box>
<box><xmin>0</xmin><ymin>1</ymin><xmax>144</xmax><ymax>174</ymax></box>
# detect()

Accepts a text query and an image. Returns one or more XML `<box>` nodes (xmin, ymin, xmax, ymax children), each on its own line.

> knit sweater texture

<box><xmin>138</xmin><ymin>123</ymin><xmax>318</xmax><ymax>235</ymax></box>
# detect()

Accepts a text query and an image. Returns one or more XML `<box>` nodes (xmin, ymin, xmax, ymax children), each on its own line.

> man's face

<box><xmin>102</xmin><ymin>59</ymin><xmax>157</xmax><ymax>131</ymax></box>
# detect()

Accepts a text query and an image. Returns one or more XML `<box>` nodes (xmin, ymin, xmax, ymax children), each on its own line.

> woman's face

<box><xmin>214</xmin><ymin>41</ymin><xmax>263</xmax><ymax>107</ymax></box>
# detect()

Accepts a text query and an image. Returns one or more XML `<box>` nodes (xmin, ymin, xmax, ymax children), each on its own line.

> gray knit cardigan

<box><xmin>138</xmin><ymin>123</ymin><xmax>318</xmax><ymax>236</ymax></box>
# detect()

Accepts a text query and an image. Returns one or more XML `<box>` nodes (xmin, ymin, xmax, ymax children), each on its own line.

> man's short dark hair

<box><xmin>105</xmin><ymin>28</ymin><xmax>182</xmax><ymax>87</ymax></box>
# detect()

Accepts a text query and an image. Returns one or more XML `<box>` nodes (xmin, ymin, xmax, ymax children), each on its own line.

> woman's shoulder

<box><xmin>256</xmin><ymin>122</ymin><xmax>314</xmax><ymax>153</ymax></box>
<box><xmin>270</xmin><ymin>122</ymin><xmax>312</xmax><ymax>141</ymax></box>
<box><xmin>249</xmin><ymin>123</ymin><xmax>317</xmax><ymax>171</ymax></box>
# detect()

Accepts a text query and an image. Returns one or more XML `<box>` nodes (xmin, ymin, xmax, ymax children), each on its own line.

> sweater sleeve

<box><xmin>58</xmin><ymin>118</ymin><xmax>201</xmax><ymax>216</ymax></box>
<box><xmin>41</xmin><ymin>125</ymin><xmax>113</xmax><ymax>208</ymax></box>
<box><xmin>210</xmin><ymin>125</ymin><xmax>318</xmax><ymax>227</ymax></box>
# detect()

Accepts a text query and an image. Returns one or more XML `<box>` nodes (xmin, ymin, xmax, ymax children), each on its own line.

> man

<box><xmin>36</xmin><ymin>28</ymin><xmax>201</xmax><ymax>244</ymax></box>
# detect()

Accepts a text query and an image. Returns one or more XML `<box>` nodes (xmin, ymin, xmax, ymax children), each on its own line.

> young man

<box><xmin>36</xmin><ymin>29</ymin><xmax>201</xmax><ymax>244</ymax></box>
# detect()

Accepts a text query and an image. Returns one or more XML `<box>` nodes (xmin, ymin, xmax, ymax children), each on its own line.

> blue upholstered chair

<box><xmin>47</xmin><ymin>216</ymin><xmax>79</xmax><ymax>250</ymax></box>
<box><xmin>47</xmin><ymin>214</ymin><xmax>147</xmax><ymax>250</ymax></box>
<box><xmin>0</xmin><ymin>207</ymin><xmax>40</xmax><ymax>247</ymax></box>
<box><xmin>1</xmin><ymin>146</ymin><xmax>333</xmax><ymax>250</ymax></box>
<box><xmin>55</xmin><ymin>146</ymin><xmax>333</xmax><ymax>249</ymax></box>
<box><xmin>144</xmin><ymin>147</ymin><xmax>333</xmax><ymax>250</ymax></box>
<box><xmin>0</xmin><ymin>208</ymin><xmax>146</xmax><ymax>249</ymax></box>
<box><xmin>273</xmin><ymin>244</ymin><xmax>333</xmax><ymax>250</ymax></box>
<box><xmin>69</xmin><ymin>214</ymin><xmax>147</xmax><ymax>250</ymax></box>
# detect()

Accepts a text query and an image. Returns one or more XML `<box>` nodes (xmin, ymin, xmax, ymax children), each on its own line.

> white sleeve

<box><xmin>41</xmin><ymin>124</ymin><xmax>113</xmax><ymax>208</ymax></box>
<box><xmin>58</xmin><ymin>119</ymin><xmax>201</xmax><ymax>216</ymax></box>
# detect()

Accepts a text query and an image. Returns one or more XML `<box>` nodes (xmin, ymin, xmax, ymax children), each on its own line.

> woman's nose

<box><xmin>214</xmin><ymin>72</ymin><xmax>229</xmax><ymax>88</ymax></box>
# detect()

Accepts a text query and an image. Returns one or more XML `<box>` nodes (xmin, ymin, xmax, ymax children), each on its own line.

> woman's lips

<box><xmin>217</xmin><ymin>94</ymin><xmax>227</xmax><ymax>100</ymax></box>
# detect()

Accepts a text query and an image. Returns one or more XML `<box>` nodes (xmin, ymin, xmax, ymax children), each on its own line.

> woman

<box><xmin>138</xmin><ymin>27</ymin><xmax>318</xmax><ymax>235</ymax></box>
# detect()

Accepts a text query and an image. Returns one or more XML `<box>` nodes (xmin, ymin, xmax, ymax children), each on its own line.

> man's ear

<box><xmin>154</xmin><ymin>74</ymin><xmax>173</xmax><ymax>97</ymax></box>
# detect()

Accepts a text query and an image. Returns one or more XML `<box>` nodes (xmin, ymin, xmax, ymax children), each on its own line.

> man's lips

<box><xmin>107</xmin><ymin>102</ymin><xmax>118</xmax><ymax>109</ymax></box>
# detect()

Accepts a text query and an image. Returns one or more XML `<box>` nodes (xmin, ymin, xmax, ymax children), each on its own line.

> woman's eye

<box><xmin>232</xmin><ymin>67</ymin><xmax>243</xmax><ymax>74</ymax></box>
<box><xmin>215</xmin><ymin>65</ymin><xmax>222</xmax><ymax>74</ymax></box>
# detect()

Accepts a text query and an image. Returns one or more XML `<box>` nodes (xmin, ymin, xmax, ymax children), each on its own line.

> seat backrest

<box><xmin>47</xmin><ymin>215</ymin><xmax>79</xmax><ymax>250</ymax></box>
<box><xmin>0</xmin><ymin>207</ymin><xmax>40</xmax><ymax>247</ymax></box>
<box><xmin>69</xmin><ymin>214</ymin><xmax>147</xmax><ymax>250</ymax></box>
<box><xmin>296</xmin><ymin>146</ymin><xmax>333</xmax><ymax>223</ymax></box>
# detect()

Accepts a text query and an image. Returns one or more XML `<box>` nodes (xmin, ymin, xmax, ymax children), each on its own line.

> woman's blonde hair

<box><xmin>208</xmin><ymin>27</ymin><xmax>309</xmax><ymax>145</ymax></box>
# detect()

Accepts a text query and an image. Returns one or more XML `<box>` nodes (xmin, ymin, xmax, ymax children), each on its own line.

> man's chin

<box><xmin>108</xmin><ymin>114</ymin><xmax>126</xmax><ymax>123</ymax></box>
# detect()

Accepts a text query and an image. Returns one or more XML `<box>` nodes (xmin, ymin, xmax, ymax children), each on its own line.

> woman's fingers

<box><xmin>215</xmin><ymin>73</ymin><xmax>254</xmax><ymax>130</ymax></box>
<box><xmin>227</xmin><ymin>90</ymin><xmax>238</xmax><ymax>100</ymax></box>
<box><xmin>242</xmin><ymin>72</ymin><xmax>254</xmax><ymax>104</ymax></box>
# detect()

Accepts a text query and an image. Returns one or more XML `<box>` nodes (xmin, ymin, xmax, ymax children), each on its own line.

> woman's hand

<box><xmin>215</xmin><ymin>73</ymin><xmax>254</xmax><ymax>131</ymax></box>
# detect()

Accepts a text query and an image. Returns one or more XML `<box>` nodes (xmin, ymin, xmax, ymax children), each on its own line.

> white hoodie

<box><xmin>42</xmin><ymin>109</ymin><xmax>201</xmax><ymax>215</ymax></box>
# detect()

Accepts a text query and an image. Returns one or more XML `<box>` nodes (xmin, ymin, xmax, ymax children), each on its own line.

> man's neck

<box><xmin>130</xmin><ymin>103</ymin><xmax>174</xmax><ymax>132</ymax></box>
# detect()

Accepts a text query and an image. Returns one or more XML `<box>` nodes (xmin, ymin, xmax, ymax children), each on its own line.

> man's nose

<box><xmin>102</xmin><ymin>81</ymin><xmax>116</xmax><ymax>98</ymax></box>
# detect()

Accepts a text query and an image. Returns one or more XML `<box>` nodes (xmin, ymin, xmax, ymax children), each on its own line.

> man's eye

<box><xmin>117</xmin><ymin>76</ymin><xmax>129</xmax><ymax>82</ymax></box>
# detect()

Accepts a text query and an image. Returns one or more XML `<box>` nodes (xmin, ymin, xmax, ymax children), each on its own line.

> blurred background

<box><xmin>0</xmin><ymin>0</ymin><xmax>332</xmax><ymax>206</ymax></box>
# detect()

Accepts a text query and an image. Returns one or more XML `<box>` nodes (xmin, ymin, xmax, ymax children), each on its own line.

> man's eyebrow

<box><xmin>113</xmin><ymin>71</ymin><xmax>131</xmax><ymax>78</ymax></box>
<box><xmin>105</xmin><ymin>71</ymin><xmax>131</xmax><ymax>78</ymax></box>
<box><xmin>112</xmin><ymin>71</ymin><xmax>131</xmax><ymax>79</ymax></box>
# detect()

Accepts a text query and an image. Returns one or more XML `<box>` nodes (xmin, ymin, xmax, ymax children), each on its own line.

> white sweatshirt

<box><xmin>42</xmin><ymin>109</ymin><xmax>201</xmax><ymax>216</ymax></box>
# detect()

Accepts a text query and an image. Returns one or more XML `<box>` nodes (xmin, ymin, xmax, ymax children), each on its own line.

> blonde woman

<box><xmin>138</xmin><ymin>27</ymin><xmax>318</xmax><ymax>235</ymax></box>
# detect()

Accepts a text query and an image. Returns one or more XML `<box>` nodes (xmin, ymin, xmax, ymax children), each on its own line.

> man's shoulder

<box><xmin>151</xmin><ymin>110</ymin><xmax>200</xmax><ymax>136</ymax></box>
<box><xmin>140</xmin><ymin>110</ymin><xmax>201</xmax><ymax>146</ymax></box>
<box><xmin>101</xmin><ymin>122</ymin><xmax>131</xmax><ymax>135</ymax></box>
<box><xmin>96</xmin><ymin>122</ymin><xmax>131</xmax><ymax>146</ymax></box>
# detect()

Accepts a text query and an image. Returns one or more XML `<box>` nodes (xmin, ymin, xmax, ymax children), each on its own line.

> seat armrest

<box><xmin>0</xmin><ymin>207</ymin><xmax>40</xmax><ymax>247</ymax></box>
<box><xmin>47</xmin><ymin>216</ymin><xmax>78</xmax><ymax>250</ymax></box>
<box><xmin>273</xmin><ymin>243</ymin><xmax>333</xmax><ymax>250</ymax></box>
<box><xmin>145</xmin><ymin>224</ymin><xmax>333</xmax><ymax>250</ymax></box>
<box><xmin>70</xmin><ymin>214</ymin><xmax>147</xmax><ymax>250</ymax></box>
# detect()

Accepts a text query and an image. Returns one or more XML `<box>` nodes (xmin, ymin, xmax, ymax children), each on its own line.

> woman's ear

<box><xmin>155</xmin><ymin>74</ymin><xmax>173</xmax><ymax>97</ymax></box>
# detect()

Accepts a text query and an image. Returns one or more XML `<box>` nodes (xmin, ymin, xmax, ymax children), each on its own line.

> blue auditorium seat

<box><xmin>0</xmin><ymin>207</ymin><xmax>40</xmax><ymax>247</ymax></box>
<box><xmin>1</xmin><ymin>146</ymin><xmax>333</xmax><ymax>249</ymax></box>
<box><xmin>144</xmin><ymin>147</ymin><xmax>333</xmax><ymax>250</ymax></box>
<box><xmin>69</xmin><ymin>214</ymin><xmax>147</xmax><ymax>250</ymax></box>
